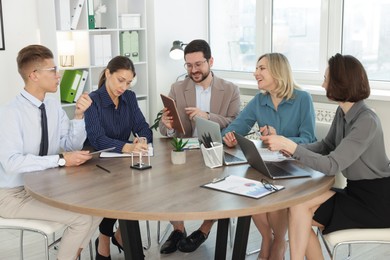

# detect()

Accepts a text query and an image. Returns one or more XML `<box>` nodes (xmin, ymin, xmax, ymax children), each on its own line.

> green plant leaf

<box><xmin>150</xmin><ymin>110</ymin><xmax>163</xmax><ymax>131</ymax></box>
<box><xmin>170</xmin><ymin>137</ymin><xmax>189</xmax><ymax>151</ymax></box>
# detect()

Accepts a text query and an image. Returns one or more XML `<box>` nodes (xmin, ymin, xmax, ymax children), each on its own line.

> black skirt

<box><xmin>313</xmin><ymin>176</ymin><xmax>390</xmax><ymax>234</ymax></box>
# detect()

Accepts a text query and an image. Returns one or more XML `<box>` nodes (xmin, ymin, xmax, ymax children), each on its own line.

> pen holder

<box><xmin>200</xmin><ymin>142</ymin><xmax>223</xmax><ymax>168</ymax></box>
<box><xmin>130</xmin><ymin>151</ymin><xmax>152</xmax><ymax>170</ymax></box>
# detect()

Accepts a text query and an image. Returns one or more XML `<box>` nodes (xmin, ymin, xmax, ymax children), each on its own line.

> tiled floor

<box><xmin>1</xmin><ymin>219</ymin><xmax>389</xmax><ymax>259</ymax></box>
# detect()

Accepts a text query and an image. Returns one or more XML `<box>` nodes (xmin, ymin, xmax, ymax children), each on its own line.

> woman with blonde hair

<box><xmin>223</xmin><ymin>53</ymin><xmax>316</xmax><ymax>260</ymax></box>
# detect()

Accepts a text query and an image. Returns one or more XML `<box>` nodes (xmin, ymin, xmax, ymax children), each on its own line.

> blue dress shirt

<box><xmin>222</xmin><ymin>89</ymin><xmax>316</xmax><ymax>144</ymax></box>
<box><xmin>84</xmin><ymin>85</ymin><xmax>152</xmax><ymax>153</ymax></box>
<box><xmin>0</xmin><ymin>89</ymin><xmax>86</xmax><ymax>188</ymax></box>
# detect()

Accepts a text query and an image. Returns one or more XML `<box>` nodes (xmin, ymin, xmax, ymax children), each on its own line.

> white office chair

<box><xmin>317</xmin><ymin>166</ymin><xmax>390</xmax><ymax>259</ymax></box>
<box><xmin>319</xmin><ymin>227</ymin><xmax>390</xmax><ymax>260</ymax></box>
<box><xmin>0</xmin><ymin>217</ymin><xmax>93</xmax><ymax>260</ymax></box>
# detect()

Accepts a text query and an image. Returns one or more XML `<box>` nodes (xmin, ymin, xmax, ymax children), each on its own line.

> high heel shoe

<box><xmin>111</xmin><ymin>235</ymin><xmax>124</xmax><ymax>253</ymax></box>
<box><xmin>95</xmin><ymin>238</ymin><xmax>112</xmax><ymax>260</ymax></box>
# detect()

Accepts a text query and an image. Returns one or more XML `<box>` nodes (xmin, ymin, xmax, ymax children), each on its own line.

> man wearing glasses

<box><xmin>0</xmin><ymin>44</ymin><xmax>102</xmax><ymax>259</ymax></box>
<box><xmin>159</xmin><ymin>39</ymin><xmax>241</xmax><ymax>254</ymax></box>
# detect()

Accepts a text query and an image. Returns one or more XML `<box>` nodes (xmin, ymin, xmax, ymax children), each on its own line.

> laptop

<box><xmin>233</xmin><ymin>132</ymin><xmax>312</xmax><ymax>179</ymax></box>
<box><xmin>195</xmin><ymin>117</ymin><xmax>247</xmax><ymax>165</ymax></box>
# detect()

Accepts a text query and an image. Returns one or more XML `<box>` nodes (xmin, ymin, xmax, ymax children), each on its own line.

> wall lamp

<box><xmin>169</xmin><ymin>40</ymin><xmax>187</xmax><ymax>60</ymax></box>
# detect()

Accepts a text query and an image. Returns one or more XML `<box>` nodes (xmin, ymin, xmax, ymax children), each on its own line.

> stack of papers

<box><xmin>258</xmin><ymin>148</ymin><xmax>287</xmax><ymax>162</ymax></box>
<box><xmin>202</xmin><ymin>175</ymin><xmax>284</xmax><ymax>199</ymax></box>
<box><xmin>183</xmin><ymin>138</ymin><xmax>200</xmax><ymax>150</ymax></box>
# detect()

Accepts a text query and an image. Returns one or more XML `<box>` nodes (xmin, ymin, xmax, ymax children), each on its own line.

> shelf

<box><xmin>38</xmin><ymin>0</ymin><xmax>149</xmax><ymax>121</ymax></box>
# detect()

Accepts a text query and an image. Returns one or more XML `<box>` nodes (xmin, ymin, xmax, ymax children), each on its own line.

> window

<box><xmin>273</xmin><ymin>0</ymin><xmax>322</xmax><ymax>72</ymax></box>
<box><xmin>209</xmin><ymin>0</ymin><xmax>390</xmax><ymax>89</ymax></box>
<box><xmin>209</xmin><ymin>0</ymin><xmax>256</xmax><ymax>72</ymax></box>
<box><xmin>343</xmin><ymin>0</ymin><xmax>390</xmax><ymax>82</ymax></box>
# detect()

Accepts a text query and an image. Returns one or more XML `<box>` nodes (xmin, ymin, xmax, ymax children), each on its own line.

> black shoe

<box><xmin>177</xmin><ymin>230</ymin><xmax>208</xmax><ymax>253</ymax></box>
<box><xmin>95</xmin><ymin>238</ymin><xmax>112</xmax><ymax>260</ymax></box>
<box><xmin>160</xmin><ymin>229</ymin><xmax>187</xmax><ymax>254</ymax></box>
<box><xmin>111</xmin><ymin>235</ymin><xmax>123</xmax><ymax>253</ymax></box>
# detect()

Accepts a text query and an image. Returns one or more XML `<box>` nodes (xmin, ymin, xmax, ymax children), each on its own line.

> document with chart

<box><xmin>202</xmin><ymin>175</ymin><xmax>284</xmax><ymax>199</ymax></box>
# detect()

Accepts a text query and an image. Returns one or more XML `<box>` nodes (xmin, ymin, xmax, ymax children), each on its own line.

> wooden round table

<box><xmin>24</xmin><ymin>138</ymin><xmax>334</xmax><ymax>260</ymax></box>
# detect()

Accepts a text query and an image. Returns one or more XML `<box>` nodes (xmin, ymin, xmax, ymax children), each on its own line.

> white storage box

<box><xmin>119</xmin><ymin>14</ymin><xmax>141</xmax><ymax>29</ymax></box>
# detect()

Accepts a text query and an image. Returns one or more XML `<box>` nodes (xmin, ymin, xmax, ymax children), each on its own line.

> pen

<box><xmin>207</xmin><ymin>133</ymin><xmax>214</xmax><ymax>147</ymax></box>
<box><xmin>96</xmin><ymin>164</ymin><xmax>110</xmax><ymax>173</ymax></box>
<box><xmin>261</xmin><ymin>125</ymin><xmax>271</xmax><ymax>136</ymax></box>
<box><xmin>212</xmin><ymin>175</ymin><xmax>229</xmax><ymax>183</ymax></box>
<box><xmin>135</xmin><ymin>133</ymin><xmax>147</xmax><ymax>145</ymax></box>
<box><xmin>245</xmin><ymin>131</ymin><xmax>261</xmax><ymax>136</ymax></box>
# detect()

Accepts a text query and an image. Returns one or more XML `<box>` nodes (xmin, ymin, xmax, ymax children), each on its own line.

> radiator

<box><xmin>313</xmin><ymin>102</ymin><xmax>338</xmax><ymax>124</ymax></box>
<box><xmin>313</xmin><ymin>102</ymin><xmax>338</xmax><ymax>139</ymax></box>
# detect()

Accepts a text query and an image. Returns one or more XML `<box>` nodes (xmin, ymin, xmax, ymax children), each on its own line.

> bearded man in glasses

<box><xmin>159</xmin><ymin>39</ymin><xmax>240</xmax><ymax>254</ymax></box>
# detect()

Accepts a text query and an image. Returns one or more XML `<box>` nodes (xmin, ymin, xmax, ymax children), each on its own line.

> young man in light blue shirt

<box><xmin>0</xmin><ymin>44</ymin><xmax>101</xmax><ymax>260</ymax></box>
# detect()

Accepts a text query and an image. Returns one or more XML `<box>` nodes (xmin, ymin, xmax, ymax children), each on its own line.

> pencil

<box><xmin>96</xmin><ymin>164</ymin><xmax>110</xmax><ymax>173</ymax></box>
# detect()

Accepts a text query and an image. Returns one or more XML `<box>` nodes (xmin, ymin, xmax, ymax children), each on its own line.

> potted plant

<box><xmin>170</xmin><ymin>137</ymin><xmax>188</xmax><ymax>164</ymax></box>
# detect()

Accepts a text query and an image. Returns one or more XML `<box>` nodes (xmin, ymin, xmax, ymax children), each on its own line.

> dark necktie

<box><xmin>39</xmin><ymin>103</ymin><xmax>49</xmax><ymax>156</ymax></box>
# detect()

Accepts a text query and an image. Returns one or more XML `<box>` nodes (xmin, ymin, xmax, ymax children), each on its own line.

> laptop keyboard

<box><xmin>224</xmin><ymin>152</ymin><xmax>246</xmax><ymax>163</ymax></box>
<box><xmin>265</xmin><ymin>163</ymin><xmax>292</xmax><ymax>177</ymax></box>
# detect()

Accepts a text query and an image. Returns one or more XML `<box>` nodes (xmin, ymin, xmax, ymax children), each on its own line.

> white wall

<box><xmin>0</xmin><ymin>0</ymin><xmax>40</xmax><ymax>105</ymax></box>
<box><xmin>147</xmin><ymin>0</ymin><xmax>208</xmax><ymax>127</ymax></box>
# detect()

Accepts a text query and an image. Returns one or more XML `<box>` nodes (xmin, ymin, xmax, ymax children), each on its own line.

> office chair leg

<box><xmin>157</xmin><ymin>221</ymin><xmax>171</xmax><ymax>244</ymax></box>
<box><xmin>89</xmin><ymin>240</ymin><xmax>93</xmax><ymax>260</ymax></box>
<box><xmin>229</xmin><ymin>218</ymin><xmax>236</xmax><ymax>248</ymax></box>
<box><xmin>43</xmin><ymin>233</ymin><xmax>49</xmax><ymax>260</ymax></box>
<box><xmin>347</xmin><ymin>243</ymin><xmax>352</xmax><ymax>259</ymax></box>
<box><xmin>246</xmin><ymin>248</ymin><xmax>261</xmax><ymax>256</ymax></box>
<box><xmin>20</xmin><ymin>230</ymin><xmax>24</xmax><ymax>260</ymax></box>
<box><xmin>143</xmin><ymin>220</ymin><xmax>151</xmax><ymax>250</ymax></box>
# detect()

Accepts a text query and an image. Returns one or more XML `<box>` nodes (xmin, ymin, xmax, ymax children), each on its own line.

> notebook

<box><xmin>233</xmin><ymin>132</ymin><xmax>312</xmax><ymax>179</ymax></box>
<box><xmin>195</xmin><ymin>117</ymin><xmax>247</xmax><ymax>165</ymax></box>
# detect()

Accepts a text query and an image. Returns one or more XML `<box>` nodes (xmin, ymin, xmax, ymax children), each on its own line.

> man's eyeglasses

<box><xmin>33</xmin><ymin>66</ymin><xmax>59</xmax><ymax>74</ymax></box>
<box><xmin>184</xmin><ymin>59</ymin><xmax>208</xmax><ymax>70</ymax></box>
<box><xmin>261</xmin><ymin>179</ymin><xmax>279</xmax><ymax>191</ymax></box>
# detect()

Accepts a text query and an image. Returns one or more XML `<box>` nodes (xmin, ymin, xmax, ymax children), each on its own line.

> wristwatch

<box><xmin>58</xmin><ymin>154</ymin><xmax>66</xmax><ymax>167</ymax></box>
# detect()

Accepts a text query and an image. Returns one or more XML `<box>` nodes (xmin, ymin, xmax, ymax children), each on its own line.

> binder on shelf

<box><xmin>120</xmin><ymin>31</ymin><xmax>140</xmax><ymax>62</ymax></box>
<box><xmin>60</xmin><ymin>70</ymin><xmax>82</xmax><ymax>103</ymax></box>
<box><xmin>91</xmin><ymin>34</ymin><xmax>112</xmax><ymax>66</ymax></box>
<box><xmin>74</xmin><ymin>70</ymin><xmax>89</xmax><ymax>102</ymax></box>
<box><xmin>102</xmin><ymin>34</ymin><xmax>112</xmax><ymax>64</ymax></box>
<box><xmin>71</xmin><ymin>0</ymin><xmax>85</xmax><ymax>30</ymax></box>
<box><xmin>55</xmin><ymin>0</ymin><xmax>71</xmax><ymax>30</ymax></box>
<box><xmin>87</xmin><ymin>0</ymin><xmax>95</xmax><ymax>29</ymax></box>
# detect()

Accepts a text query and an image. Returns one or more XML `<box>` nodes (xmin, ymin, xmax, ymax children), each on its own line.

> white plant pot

<box><xmin>171</xmin><ymin>150</ymin><xmax>186</xmax><ymax>165</ymax></box>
